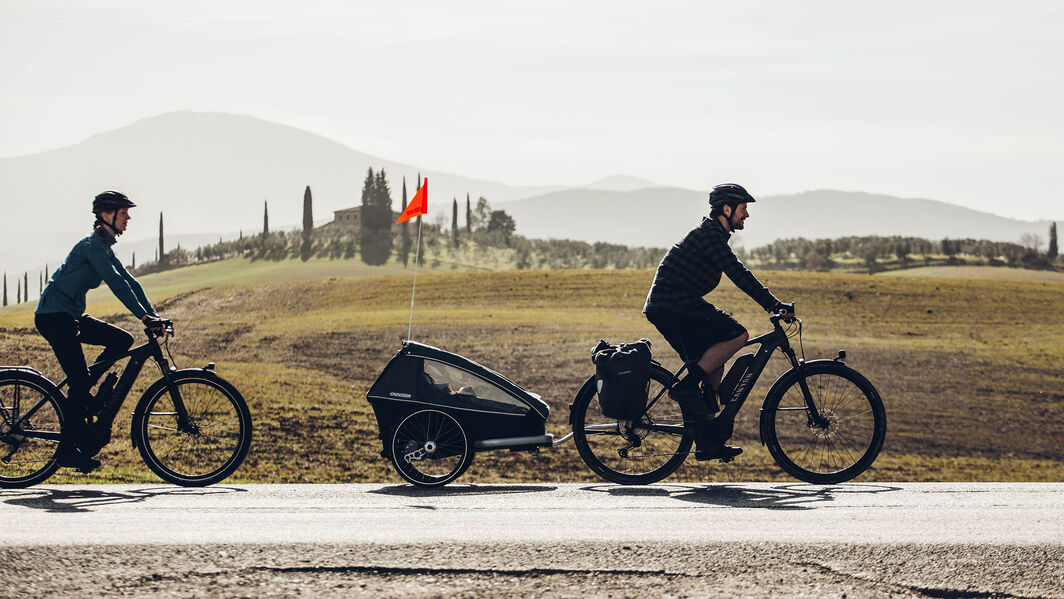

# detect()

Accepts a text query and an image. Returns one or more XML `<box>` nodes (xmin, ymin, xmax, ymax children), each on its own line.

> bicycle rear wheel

<box><xmin>761</xmin><ymin>361</ymin><xmax>886</xmax><ymax>484</ymax></box>
<box><xmin>0</xmin><ymin>373</ymin><xmax>64</xmax><ymax>488</ymax></box>
<box><xmin>133</xmin><ymin>371</ymin><xmax>252</xmax><ymax>487</ymax></box>
<box><xmin>390</xmin><ymin>409</ymin><xmax>473</xmax><ymax>487</ymax></box>
<box><xmin>571</xmin><ymin>364</ymin><xmax>693</xmax><ymax>485</ymax></box>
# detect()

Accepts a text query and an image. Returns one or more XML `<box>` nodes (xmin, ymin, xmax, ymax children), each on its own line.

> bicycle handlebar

<box><xmin>772</xmin><ymin>302</ymin><xmax>797</xmax><ymax>324</ymax></box>
<box><xmin>144</xmin><ymin>318</ymin><xmax>174</xmax><ymax>338</ymax></box>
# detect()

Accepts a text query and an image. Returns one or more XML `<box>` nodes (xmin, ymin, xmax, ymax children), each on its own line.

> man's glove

<box><xmin>142</xmin><ymin>315</ymin><xmax>173</xmax><ymax>336</ymax></box>
<box><xmin>774</xmin><ymin>302</ymin><xmax>796</xmax><ymax>323</ymax></box>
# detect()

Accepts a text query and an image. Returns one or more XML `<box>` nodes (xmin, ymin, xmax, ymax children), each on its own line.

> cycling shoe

<box><xmin>57</xmin><ymin>449</ymin><xmax>101</xmax><ymax>474</ymax></box>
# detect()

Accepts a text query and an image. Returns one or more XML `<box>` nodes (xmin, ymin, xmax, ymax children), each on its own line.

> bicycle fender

<box><xmin>757</xmin><ymin>359</ymin><xmax>854</xmax><ymax>446</ymax></box>
<box><xmin>569</xmin><ymin>374</ymin><xmax>598</xmax><ymax>427</ymax></box>
<box><xmin>0</xmin><ymin>368</ymin><xmax>63</xmax><ymax>402</ymax></box>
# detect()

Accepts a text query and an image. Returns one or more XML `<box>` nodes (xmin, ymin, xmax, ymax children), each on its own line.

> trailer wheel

<box><xmin>390</xmin><ymin>409</ymin><xmax>473</xmax><ymax>487</ymax></box>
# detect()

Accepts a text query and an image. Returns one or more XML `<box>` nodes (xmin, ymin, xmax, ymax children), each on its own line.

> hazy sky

<box><xmin>2</xmin><ymin>1</ymin><xmax>1062</xmax><ymax>220</ymax></box>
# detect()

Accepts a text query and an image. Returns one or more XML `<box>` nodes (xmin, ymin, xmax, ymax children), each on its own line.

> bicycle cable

<box><xmin>163</xmin><ymin>335</ymin><xmax>181</xmax><ymax>369</ymax></box>
<box><xmin>786</xmin><ymin>318</ymin><xmax>807</xmax><ymax>363</ymax></box>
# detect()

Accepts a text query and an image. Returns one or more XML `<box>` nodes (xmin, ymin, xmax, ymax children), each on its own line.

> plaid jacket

<box><xmin>643</xmin><ymin>217</ymin><xmax>779</xmax><ymax>314</ymax></box>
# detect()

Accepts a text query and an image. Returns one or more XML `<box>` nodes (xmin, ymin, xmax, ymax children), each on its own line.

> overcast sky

<box><xmin>2</xmin><ymin>1</ymin><xmax>1062</xmax><ymax>220</ymax></box>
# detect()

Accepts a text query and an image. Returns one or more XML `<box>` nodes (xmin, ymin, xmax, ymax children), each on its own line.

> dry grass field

<box><xmin>1</xmin><ymin>259</ymin><xmax>1062</xmax><ymax>484</ymax></box>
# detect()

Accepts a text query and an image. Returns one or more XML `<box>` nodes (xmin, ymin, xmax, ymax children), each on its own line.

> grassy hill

<box><xmin>2</xmin><ymin>257</ymin><xmax>1062</xmax><ymax>484</ymax></box>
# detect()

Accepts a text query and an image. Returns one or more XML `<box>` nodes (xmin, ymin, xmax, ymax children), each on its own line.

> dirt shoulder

<box><xmin>5</xmin><ymin>541</ymin><xmax>1062</xmax><ymax>598</ymax></box>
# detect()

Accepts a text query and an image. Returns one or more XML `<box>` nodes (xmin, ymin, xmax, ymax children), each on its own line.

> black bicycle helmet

<box><xmin>92</xmin><ymin>190</ymin><xmax>136</xmax><ymax>215</ymax></box>
<box><xmin>708</xmin><ymin>183</ymin><xmax>755</xmax><ymax>209</ymax></box>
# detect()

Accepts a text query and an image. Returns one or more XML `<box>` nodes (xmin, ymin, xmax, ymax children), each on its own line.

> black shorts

<box><xmin>645</xmin><ymin>304</ymin><xmax>747</xmax><ymax>364</ymax></box>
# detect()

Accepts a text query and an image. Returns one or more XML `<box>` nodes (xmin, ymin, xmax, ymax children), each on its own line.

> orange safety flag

<box><xmin>396</xmin><ymin>178</ymin><xmax>428</xmax><ymax>224</ymax></box>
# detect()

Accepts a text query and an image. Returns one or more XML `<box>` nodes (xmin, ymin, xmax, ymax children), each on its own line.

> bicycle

<box><xmin>570</xmin><ymin>306</ymin><xmax>887</xmax><ymax>485</ymax></box>
<box><xmin>0</xmin><ymin>320</ymin><xmax>253</xmax><ymax>488</ymax></box>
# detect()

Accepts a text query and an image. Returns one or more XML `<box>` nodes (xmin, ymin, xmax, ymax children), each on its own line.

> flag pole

<box><xmin>406</xmin><ymin>215</ymin><xmax>423</xmax><ymax>341</ymax></box>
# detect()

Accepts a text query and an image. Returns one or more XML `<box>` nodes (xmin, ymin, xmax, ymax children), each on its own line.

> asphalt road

<box><xmin>2</xmin><ymin>482</ymin><xmax>1062</xmax><ymax>598</ymax></box>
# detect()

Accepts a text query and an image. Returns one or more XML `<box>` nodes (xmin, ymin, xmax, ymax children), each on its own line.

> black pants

<box><xmin>35</xmin><ymin>313</ymin><xmax>134</xmax><ymax>425</ymax></box>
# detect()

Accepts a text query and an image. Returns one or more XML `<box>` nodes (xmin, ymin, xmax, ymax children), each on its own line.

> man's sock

<box><xmin>675</xmin><ymin>362</ymin><xmax>707</xmax><ymax>391</ymax></box>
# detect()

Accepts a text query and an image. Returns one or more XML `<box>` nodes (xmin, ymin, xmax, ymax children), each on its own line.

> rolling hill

<box><xmin>0</xmin><ymin>112</ymin><xmax>560</xmax><ymax>279</ymax></box>
<box><xmin>502</xmin><ymin>188</ymin><xmax>1058</xmax><ymax>250</ymax></box>
<box><xmin>2</xmin><ymin>112</ymin><xmax>1057</xmax><ymax>282</ymax></box>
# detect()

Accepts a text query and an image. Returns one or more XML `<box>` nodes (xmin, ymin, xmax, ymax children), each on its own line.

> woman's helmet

<box><xmin>92</xmin><ymin>190</ymin><xmax>136</xmax><ymax>215</ymax></box>
<box><xmin>708</xmin><ymin>183</ymin><xmax>755</xmax><ymax>210</ymax></box>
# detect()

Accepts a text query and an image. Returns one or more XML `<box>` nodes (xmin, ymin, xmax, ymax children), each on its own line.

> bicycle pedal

<box><xmin>76</xmin><ymin>460</ymin><xmax>101</xmax><ymax>474</ymax></box>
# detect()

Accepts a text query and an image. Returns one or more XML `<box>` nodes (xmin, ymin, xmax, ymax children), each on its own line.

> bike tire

<box><xmin>390</xmin><ymin>409</ymin><xmax>474</xmax><ymax>487</ymax></box>
<box><xmin>132</xmin><ymin>370</ymin><xmax>252</xmax><ymax>487</ymax></box>
<box><xmin>0</xmin><ymin>371</ymin><xmax>65</xmax><ymax>488</ymax></box>
<box><xmin>571</xmin><ymin>364</ymin><xmax>694</xmax><ymax>485</ymax></box>
<box><xmin>761</xmin><ymin>361</ymin><xmax>886</xmax><ymax>484</ymax></box>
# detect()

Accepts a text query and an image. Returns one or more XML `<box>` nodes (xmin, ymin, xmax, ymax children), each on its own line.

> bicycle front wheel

<box><xmin>133</xmin><ymin>371</ymin><xmax>252</xmax><ymax>487</ymax></box>
<box><xmin>0</xmin><ymin>373</ymin><xmax>64</xmax><ymax>488</ymax></box>
<box><xmin>571</xmin><ymin>364</ymin><xmax>693</xmax><ymax>485</ymax></box>
<box><xmin>761</xmin><ymin>361</ymin><xmax>886</xmax><ymax>484</ymax></box>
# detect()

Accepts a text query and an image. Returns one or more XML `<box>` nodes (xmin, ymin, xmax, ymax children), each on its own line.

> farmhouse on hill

<box><xmin>327</xmin><ymin>206</ymin><xmax>401</xmax><ymax>229</ymax></box>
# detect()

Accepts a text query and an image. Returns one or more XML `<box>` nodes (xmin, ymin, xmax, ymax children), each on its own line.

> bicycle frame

<box><xmin>10</xmin><ymin>327</ymin><xmax>193</xmax><ymax>442</ymax></box>
<box><xmin>636</xmin><ymin>315</ymin><xmax>829</xmax><ymax>434</ymax></box>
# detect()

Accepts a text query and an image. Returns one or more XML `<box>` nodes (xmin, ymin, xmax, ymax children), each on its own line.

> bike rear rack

<box><xmin>0</xmin><ymin>366</ymin><xmax>44</xmax><ymax>376</ymax></box>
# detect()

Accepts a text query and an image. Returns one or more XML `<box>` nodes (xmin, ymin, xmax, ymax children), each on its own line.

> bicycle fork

<box><xmin>781</xmin><ymin>348</ymin><xmax>831</xmax><ymax>429</ymax></box>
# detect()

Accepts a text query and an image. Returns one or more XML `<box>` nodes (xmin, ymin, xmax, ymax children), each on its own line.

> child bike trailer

<box><xmin>367</xmin><ymin>341</ymin><xmax>554</xmax><ymax>487</ymax></box>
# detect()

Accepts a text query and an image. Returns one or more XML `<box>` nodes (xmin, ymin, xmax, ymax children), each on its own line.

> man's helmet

<box><xmin>708</xmin><ymin>183</ymin><xmax>756</xmax><ymax>210</ymax></box>
<box><xmin>92</xmin><ymin>190</ymin><xmax>136</xmax><ymax>215</ymax></box>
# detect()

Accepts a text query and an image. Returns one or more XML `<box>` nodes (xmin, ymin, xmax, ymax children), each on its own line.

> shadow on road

<box><xmin>371</xmin><ymin>484</ymin><xmax>557</xmax><ymax>498</ymax></box>
<box><xmin>582</xmin><ymin>483</ymin><xmax>902</xmax><ymax>510</ymax></box>
<box><xmin>0</xmin><ymin>486</ymin><xmax>246</xmax><ymax>513</ymax></box>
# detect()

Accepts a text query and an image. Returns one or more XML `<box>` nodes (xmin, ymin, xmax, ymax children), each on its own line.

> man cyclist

<box><xmin>35</xmin><ymin>191</ymin><xmax>169</xmax><ymax>472</ymax></box>
<box><xmin>644</xmin><ymin>183</ymin><xmax>793</xmax><ymax>461</ymax></box>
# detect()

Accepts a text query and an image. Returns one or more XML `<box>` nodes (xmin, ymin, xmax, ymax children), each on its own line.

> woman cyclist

<box><xmin>35</xmin><ymin>191</ymin><xmax>168</xmax><ymax>472</ymax></box>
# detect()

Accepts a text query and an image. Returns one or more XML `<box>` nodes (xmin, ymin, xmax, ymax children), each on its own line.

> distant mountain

<box><xmin>583</xmin><ymin>174</ymin><xmax>662</xmax><ymax>192</ymax></box>
<box><xmin>502</xmin><ymin>188</ymin><xmax>1058</xmax><ymax>250</ymax></box>
<box><xmin>3</xmin><ymin>112</ymin><xmax>1057</xmax><ymax>283</ymax></box>
<box><xmin>0</xmin><ymin>111</ymin><xmax>560</xmax><ymax>277</ymax></box>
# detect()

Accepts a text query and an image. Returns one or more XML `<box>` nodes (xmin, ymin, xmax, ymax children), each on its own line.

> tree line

<box><xmin>742</xmin><ymin>225</ymin><xmax>1061</xmax><ymax>274</ymax></box>
<box><xmin>5</xmin><ymin>197</ymin><xmax>1060</xmax><ymax>308</ymax></box>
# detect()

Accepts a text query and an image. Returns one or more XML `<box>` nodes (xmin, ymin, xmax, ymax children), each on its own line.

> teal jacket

<box><xmin>36</xmin><ymin>228</ymin><xmax>158</xmax><ymax>319</ymax></box>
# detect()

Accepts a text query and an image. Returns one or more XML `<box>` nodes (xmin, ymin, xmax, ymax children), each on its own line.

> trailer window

<box><xmin>422</xmin><ymin>360</ymin><xmax>530</xmax><ymax>415</ymax></box>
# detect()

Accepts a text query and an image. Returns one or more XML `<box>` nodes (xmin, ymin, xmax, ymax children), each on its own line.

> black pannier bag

<box><xmin>591</xmin><ymin>338</ymin><xmax>652</xmax><ymax>420</ymax></box>
<box><xmin>366</xmin><ymin>341</ymin><xmax>550</xmax><ymax>458</ymax></box>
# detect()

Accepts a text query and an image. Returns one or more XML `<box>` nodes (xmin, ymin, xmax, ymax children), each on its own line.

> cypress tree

<box><xmin>452</xmin><ymin>198</ymin><xmax>459</xmax><ymax>248</ymax></box>
<box><xmin>466</xmin><ymin>194</ymin><xmax>472</xmax><ymax>234</ymax></box>
<box><xmin>1049</xmin><ymin>222</ymin><xmax>1059</xmax><ymax>259</ymax></box>
<box><xmin>2</xmin><ymin>272</ymin><xmax>7</xmax><ymax>306</ymax></box>
<box><xmin>39</xmin><ymin>271</ymin><xmax>43</xmax><ymax>294</ymax></box>
<box><xmin>360</xmin><ymin>168</ymin><xmax>394</xmax><ymax>265</ymax></box>
<box><xmin>263</xmin><ymin>200</ymin><xmax>270</xmax><ymax>237</ymax></box>
<box><xmin>301</xmin><ymin>186</ymin><xmax>314</xmax><ymax>261</ymax></box>
<box><xmin>159</xmin><ymin>212</ymin><xmax>165</xmax><ymax>264</ymax></box>
<box><xmin>132</xmin><ymin>253</ymin><xmax>136</xmax><ymax>269</ymax></box>
<box><xmin>24</xmin><ymin>273</ymin><xmax>28</xmax><ymax>302</ymax></box>
<box><xmin>16</xmin><ymin>278</ymin><xmax>20</xmax><ymax>304</ymax></box>
<box><xmin>399</xmin><ymin>177</ymin><xmax>412</xmax><ymax>267</ymax></box>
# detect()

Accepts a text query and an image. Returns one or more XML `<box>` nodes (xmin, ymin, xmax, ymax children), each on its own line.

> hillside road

<box><xmin>2</xmin><ymin>482</ymin><xmax>1062</xmax><ymax>597</ymax></box>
